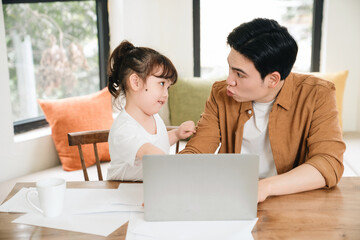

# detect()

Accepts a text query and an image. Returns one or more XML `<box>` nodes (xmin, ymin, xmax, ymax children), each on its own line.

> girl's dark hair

<box><xmin>107</xmin><ymin>40</ymin><xmax>178</xmax><ymax>99</ymax></box>
<box><xmin>227</xmin><ymin>18</ymin><xmax>298</xmax><ymax>80</ymax></box>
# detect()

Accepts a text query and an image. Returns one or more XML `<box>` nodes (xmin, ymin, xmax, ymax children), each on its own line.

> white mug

<box><xmin>26</xmin><ymin>178</ymin><xmax>66</xmax><ymax>217</ymax></box>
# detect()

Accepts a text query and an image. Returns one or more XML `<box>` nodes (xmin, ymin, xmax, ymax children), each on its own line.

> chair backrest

<box><xmin>68</xmin><ymin>129</ymin><xmax>109</xmax><ymax>181</ymax></box>
<box><xmin>68</xmin><ymin>126</ymin><xmax>180</xmax><ymax>181</ymax></box>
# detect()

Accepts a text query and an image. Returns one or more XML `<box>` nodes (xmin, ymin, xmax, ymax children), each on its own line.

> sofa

<box><xmin>159</xmin><ymin>76</ymin><xmax>222</xmax><ymax>126</ymax></box>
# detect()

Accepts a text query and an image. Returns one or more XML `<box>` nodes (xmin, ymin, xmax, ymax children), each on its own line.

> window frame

<box><xmin>193</xmin><ymin>0</ymin><xmax>324</xmax><ymax>77</ymax></box>
<box><xmin>193</xmin><ymin>0</ymin><xmax>200</xmax><ymax>77</ymax></box>
<box><xmin>2</xmin><ymin>0</ymin><xmax>109</xmax><ymax>134</ymax></box>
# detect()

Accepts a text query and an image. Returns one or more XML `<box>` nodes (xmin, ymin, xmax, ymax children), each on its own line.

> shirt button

<box><xmin>248</xmin><ymin>110</ymin><xmax>252</xmax><ymax>115</ymax></box>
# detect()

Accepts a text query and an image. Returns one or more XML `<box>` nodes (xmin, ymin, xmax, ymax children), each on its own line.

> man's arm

<box><xmin>180</xmin><ymin>82</ymin><xmax>222</xmax><ymax>154</ymax></box>
<box><xmin>304</xmin><ymin>83</ymin><xmax>345</xmax><ymax>187</ymax></box>
<box><xmin>258</xmin><ymin>163</ymin><xmax>325</xmax><ymax>202</ymax></box>
<box><xmin>259</xmin><ymin>80</ymin><xmax>345</xmax><ymax>202</ymax></box>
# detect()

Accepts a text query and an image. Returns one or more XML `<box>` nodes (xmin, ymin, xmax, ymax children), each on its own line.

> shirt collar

<box><xmin>274</xmin><ymin>72</ymin><xmax>294</xmax><ymax>111</ymax></box>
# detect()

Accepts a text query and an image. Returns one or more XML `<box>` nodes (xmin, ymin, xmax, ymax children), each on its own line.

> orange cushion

<box><xmin>38</xmin><ymin>88</ymin><xmax>113</xmax><ymax>171</ymax></box>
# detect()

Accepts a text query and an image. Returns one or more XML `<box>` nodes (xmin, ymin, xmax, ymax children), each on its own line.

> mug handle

<box><xmin>26</xmin><ymin>190</ymin><xmax>43</xmax><ymax>214</ymax></box>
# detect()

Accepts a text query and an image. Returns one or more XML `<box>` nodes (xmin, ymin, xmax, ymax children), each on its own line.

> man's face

<box><xmin>226</xmin><ymin>48</ymin><xmax>273</xmax><ymax>103</ymax></box>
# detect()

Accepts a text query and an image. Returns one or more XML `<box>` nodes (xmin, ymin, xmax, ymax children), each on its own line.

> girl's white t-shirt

<box><xmin>241</xmin><ymin>100</ymin><xmax>277</xmax><ymax>178</ymax></box>
<box><xmin>107</xmin><ymin>110</ymin><xmax>170</xmax><ymax>181</ymax></box>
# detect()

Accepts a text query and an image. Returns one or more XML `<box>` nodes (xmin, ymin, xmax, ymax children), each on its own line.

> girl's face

<box><xmin>139</xmin><ymin>74</ymin><xmax>172</xmax><ymax>116</ymax></box>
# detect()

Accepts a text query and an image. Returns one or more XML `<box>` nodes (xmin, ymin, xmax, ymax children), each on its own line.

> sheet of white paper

<box><xmin>0</xmin><ymin>187</ymin><xmax>37</xmax><ymax>213</ymax></box>
<box><xmin>114</xmin><ymin>183</ymin><xmax>144</xmax><ymax>205</ymax></box>
<box><xmin>64</xmin><ymin>188</ymin><xmax>143</xmax><ymax>214</ymax></box>
<box><xmin>126</xmin><ymin>231</ymin><xmax>154</xmax><ymax>240</ymax></box>
<box><xmin>0</xmin><ymin>187</ymin><xmax>144</xmax><ymax>214</ymax></box>
<box><xmin>13</xmin><ymin>211</ymin><xmax>130</xmax><ymax>237</ymax></box>
<box><xmin>71</xmin><ymin>204</ymin><xmax>143</xmax><ymax>214</ymax></box>
<box><xmin>126</xmin><ymin>212</ymin><xmax>257</xmax><ymax>240</ymax></box>
<box><xmin>4</xmin><ymin>185</ymin><xmax>145</xmax><ymax>237</ymax></box>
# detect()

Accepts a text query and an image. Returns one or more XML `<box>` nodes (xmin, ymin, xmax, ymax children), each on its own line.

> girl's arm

<box><xmin>136</xmin><ymin>121</ymin><xmax>196</xmax><ymax>159</ymax></box>
<box><xmin>168</xmin><ymin>121</ymin><xmax>196</xmax><ymax>146</ymax></box>
<box><xmin>136</xmin><ymin>143</ymin><xmax>165</xmax><ymax>160</ymax></box>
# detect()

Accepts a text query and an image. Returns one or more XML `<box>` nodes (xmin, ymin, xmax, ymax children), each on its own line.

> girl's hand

<box><xmin>176</xmin><ymin>121</ymin><xmax>196</xmax><ymax>140</ymax></box>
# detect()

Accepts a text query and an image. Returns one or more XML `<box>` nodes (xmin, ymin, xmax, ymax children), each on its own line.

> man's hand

<box><xmin>258</xmin><ymin>179</ymin><xmax>271</xmax><ymax>203</ymax></box>
<box><xmin>257</xmin><ymin>164</ymin><xmax>326</xmax><ymax>203</ymax></box>
<box><xmin>176</xmin><ymin>121</ymin><xmax>196</xmax><ymax>140</ymax></box>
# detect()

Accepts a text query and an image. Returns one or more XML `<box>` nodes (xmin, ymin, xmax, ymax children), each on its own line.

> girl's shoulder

<box><xmin>111</xmin><ymin>111</ymin><xmax>139</xmax><ymax>132</ymax></box>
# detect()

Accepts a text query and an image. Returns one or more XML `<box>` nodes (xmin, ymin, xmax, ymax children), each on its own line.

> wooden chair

<box><xmin>68</xmin><ymin>126</ymin><xmax>180</xmax><ymax>181</ymax></box>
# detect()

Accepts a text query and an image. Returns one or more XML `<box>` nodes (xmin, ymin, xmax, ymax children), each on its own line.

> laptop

<box><xmin>142</xmin><ymin>154</ymin><xmax>259</xmax><ymax>221</ymax></box>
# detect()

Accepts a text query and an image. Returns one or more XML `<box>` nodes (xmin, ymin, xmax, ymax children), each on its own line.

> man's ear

<box><xmin>266</xmin><ymin>71</ymin><xmax>281</xmax><ymax>88</ymax></box>
<box><xmin>129</xmin><ymin>73</ymin><xmax>144</xmax><ymax>91</ymax></box>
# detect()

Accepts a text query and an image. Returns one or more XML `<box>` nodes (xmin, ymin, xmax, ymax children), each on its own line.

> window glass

<box><xmin>3</xmin><ymin>1</ymin><xmax>99</xmax><ymax>122</ymax></box>
<box><xmin>201</xmin><ymin>0</ymin><xmax>313</xmax><ymax>78</ymax></box>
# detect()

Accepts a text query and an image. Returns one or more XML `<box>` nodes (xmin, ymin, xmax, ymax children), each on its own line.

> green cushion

<box><xmin>168</xmin><ymin>77</ymin><xmax>222</xmax><ymax>126</ymax></box>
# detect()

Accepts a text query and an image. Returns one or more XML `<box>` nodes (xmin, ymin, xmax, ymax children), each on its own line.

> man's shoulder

<box><xmin>291</xmin><ymin>72</ymin><xmax>335</xmax><ymax>91</ymax></box>
<box><xmin>212</xmin><ymin>79</ymin><xmax>227</xmax><ymax>88</ymax></box>
<box><xmin>211</xmin><ymin>80</ymin><xmax>227</xmax><ymax>95</ymax></box>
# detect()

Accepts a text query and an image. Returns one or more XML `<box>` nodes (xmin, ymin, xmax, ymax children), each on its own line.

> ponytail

<box><xmin>107</xmin><ymin>40</ymin><xmax>135</xmax><ymax>99</ymax></box>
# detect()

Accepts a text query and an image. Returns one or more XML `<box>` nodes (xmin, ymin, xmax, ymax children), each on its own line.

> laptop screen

<box><xmin>143</xmin><ymin>154</ymin><xmax>259</xmax><ymax>221</ymax></box>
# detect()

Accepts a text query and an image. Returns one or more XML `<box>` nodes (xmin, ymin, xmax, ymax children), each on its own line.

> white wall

<box><xmin>321</xmin><ymin>0</ymin><xmax>360</xmax><ymax>132</ymax></box>
<box><xmin>0</xmin><ymin>0</ymin><xmax>359</xmax><ymax>182</ymax></box>
<box><xmin>108</xmin><ymin>0</ymin><xmax>193</xmax><ymax>77</ymax></box>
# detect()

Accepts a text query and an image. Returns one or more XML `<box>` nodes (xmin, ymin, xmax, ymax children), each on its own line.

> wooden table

<box><xmin>0</xmin><ymin>177</ymin><xmax>359</xmax><ymax>240</ymax></box>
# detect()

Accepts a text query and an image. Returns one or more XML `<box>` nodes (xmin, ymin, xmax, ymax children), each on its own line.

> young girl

<box><xmin>106</xmin><ymin>40</ymin><xmax>196</xmax><ymax>181</ymax></box>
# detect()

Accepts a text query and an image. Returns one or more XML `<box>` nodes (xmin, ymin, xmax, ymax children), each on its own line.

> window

<box><xmin>194</xmin><ymin>0</ymin><xmax>323</xmax><ymax>78</ymax></box>
<box><xmin>2</xmin><ymin>0</ymin><xmax>109</xmax><ymax>133</ymax></box>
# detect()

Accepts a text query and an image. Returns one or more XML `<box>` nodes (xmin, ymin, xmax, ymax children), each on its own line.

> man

<box><xmin>180</xmin><ymin>18</ymin><xmax>345</xmax><ymax>202</ymax></box>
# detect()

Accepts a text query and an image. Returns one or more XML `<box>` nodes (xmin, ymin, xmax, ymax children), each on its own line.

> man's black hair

<box><xmin>227</xmin><ymin>18</ymin><xmax>298</xmax><ymax>80</ymax></box>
